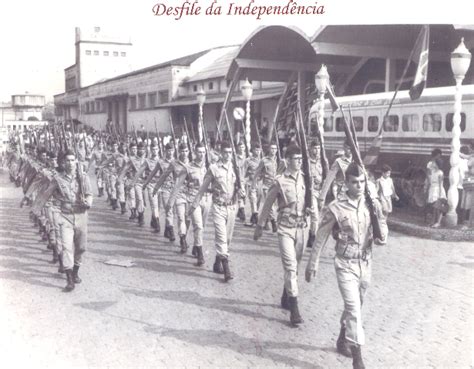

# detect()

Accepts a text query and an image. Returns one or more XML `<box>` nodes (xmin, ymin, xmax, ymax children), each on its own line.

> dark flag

<box><xmin>409</xmin><ymin>25</ymin><xmax>430</xmax><ymax>100</ymax></box>
<box><xmin>326</xmin><ymin>82</ymin><xmax>340</xmax><ymax>113</ymax></box>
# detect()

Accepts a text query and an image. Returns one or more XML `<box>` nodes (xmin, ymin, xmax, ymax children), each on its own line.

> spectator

<box><xmin>459</xmin><ymin>152</ymin><xmax>474</xmax><ymax>226</ymax></box>
<box><xmin>427</xmin><ymin>148</ymin><xmax>442</xmax><ymax>176</ymax></box>
<box><xmin>457</xmin><ymin>145</ymin><xmax>471</xmax><ymax>224</ymax></box>
<box><xmin>425</xmin><ymin>157</ymin><xmax>446</xmax><ymax>228</ymax></box>
<box><xmin>377</xmin><ymin>164</ymin><xmax>399</xmax><ymax>216</ymax></box>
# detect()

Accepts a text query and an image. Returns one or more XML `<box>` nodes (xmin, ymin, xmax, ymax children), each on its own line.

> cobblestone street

<box><xmin>0</xmin><ymin>169</ymin><xmax>472</xmax><ymax>369</ymax></box>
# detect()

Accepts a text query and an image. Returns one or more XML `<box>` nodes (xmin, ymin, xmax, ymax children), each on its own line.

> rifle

<box><xmin>168</xmin><ymin>116</ymin><xmax>178</xmax><ymax>158</ymax></box>
<box><xmin>61</xmin><ymin>121</ymin><xmax>69</xmax><ymax>150</ymax></box>
<box><xmin>253</xmin><ymin>119</ymin><xmax>263</xmax><ymax>154</ymax></box>
<box><xmin>133</xmin><ymin>124</ymin><xmax>138</xmax><ymax>144</ymax></box>
<box><xmin>215</xmin><ymin>120</ymin><xmax>222</xmax><ymax>142</ymax></box>
<box><xmin>201</xmin><ymin>121</ymin><xmax>211</xmax><ymax>169</ymax></box>
<box><xmin>294</xmin><ymin>109</ymin><xmax>313</xmax><ymax>211</ymax></box>
<box><xmin>182</xmin><ymin>116</ymin><xmax>194</xmax><ymax>161</ymax></box>
<box><xmin>223</xmin><ymin>111</ymin><xmax>244</xmax><ymax>193</ymax></box>
<box><xmin>70</xmin><ymin>122</ymin><xmax>85</xmax><ymax>202</ymax></box>
<box><xmin>340</xmin><ymin>106</ymin><xmax>383</xmax><ymax>241</ymax></box>
<box><xmin>313</xmin><ymin>107</ymin><xmax>329</xmax><ymax>182</ymax></box>
<box><xmin>154</xmin><ymin>118</ymin><xmax>164</xmax><ymax>158</ymax></box>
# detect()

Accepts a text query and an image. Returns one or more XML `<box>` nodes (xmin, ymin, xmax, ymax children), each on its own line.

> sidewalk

<box><xmin>388</xmin><ymin>206</ymin><xmax>473</xmax><ymax>242</ymax></box>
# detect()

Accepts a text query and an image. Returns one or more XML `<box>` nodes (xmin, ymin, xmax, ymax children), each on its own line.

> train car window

<box><xmin>353</xmin><ymin>116</ymin><xmax>363</xmax><ymax>131</ymax></box>
<box><xmin>323</xmin><ymin>117</ymin><xmax>333</xmax><ymax>131</ymax></box>
<box><xmin>310</xmin><ymin>116</ymin><xmax>318</xmax><ymax>134</ymax></box>
<box><xmin>368</xmin><ymin>116</ymin><xmax>379</xmax><ymax>132</ymax></box>
<box><xmin>446</xmin><ymin>113</ymin><xmax>466</xmax><ymax>132</ymax></box>
<box><xmin>335</xmin><ymin>117</ymin><xmax>344</xmax><ymax>132</ymax></box>
<box><xmin>383</xmin><ymin>115</ymin><xmax>399</xmax><ymax>132</ymax></box>
<box><xmin>423</xmin><ymin>113</ymin><xmax>442</xmax><ymax>132</ymax></box>
<box><xmin>402</xmin><ymin>114</ymin><xmax>419</xmax><ymax>132</ymax></box>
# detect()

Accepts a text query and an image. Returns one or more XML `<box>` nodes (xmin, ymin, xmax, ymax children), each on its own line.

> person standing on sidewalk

<box><xmin>305</xmin><ymin>162</ymin><xmax>387</xmax><ymax>369</ymax></box>
<box><xmin>188</xmin><ymin>141</ymin><xmax>245</xmax><ymax>282</ymax></box>
<box><xmin>254</xmin><ymin>144</ymin><xmax>309</xmax><ymax>327</ymax></box>
<box><xmin>52</xmin><ymin>149</ymin><xmax>93</xmax><ymax>292</ymax></box>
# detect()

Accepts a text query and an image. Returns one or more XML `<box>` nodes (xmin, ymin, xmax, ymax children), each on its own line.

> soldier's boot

<box><xmin>191</xmin><ymin>246</ymin><xmax>198</xmax><ymax>257</ymax></box>
<box><xmin>212</xmin><ymin>256</ymin><xmax>224</xmax><ymax>274</ymax></box>
<box><xmin>306</xmin><ymin>232</ymin><xmax>315</xmax><ymax>249</ymax></box>
<box><xmin>129</xmin><ymin>209</ymin><xmax>137</xmax><ymax>220</ymax></box>
<box><xmin>112</xmin><ymin>199</ymin><xmax>119</xmax><ymax>210</ymax></box>
<box><xmin>264</xmin><ymin>220</ymin><xmax>270</xmax><ymax>231</ymax></box>
<box><xmin>336</xmin><ymin>326</ymin><xmax>353</xmax><ymax>358</ymax></box>
<box><xmin>57</xmin><ymin>254</ymin><xmax>65</xmax><ymax>274</ymax></box>
<box><xmin>98</xmin><ymin>187</ymin><xmax>104</xmax><ymax>197</ymax></box>
<box><xmin>51</xmin><ymin>247</ymin><xmax>59</xmax><ymax>264</ymax></box>
<box><xmin>164</xmin><ymin>225</ymin><xmax>170</xmax><ymax>239</ymax></box>
<box><xmin>42</xmin><ymin>228</ymin><xmax>49</xmax><ymax>242</ymax></box>
<box><xmin>179</xmin><ymin>235</ymin><xmax>188</xmax><ymax>254</ymax></box>
<box><xmin>46</xmin><ymin>233</ymin><xmax>54</xmax><ymax>249</ymax></box>
<box><xmin>195</xmin><ymin>246</ymin><xmax>205</xmax><ymax>266</ymax></box>
<box><xmin>220</xmin><ymin>256</ymin><xmax>233</xmax><ymax>282</ymax></box>
<box><xmin>350</xmin><ymin>345</ymin><xmax>365</xmax><ymax>369</ymax></box>
<box><xmin>120</xmin><ymin>202</ymin><xmax>126</xmax><ymax>215</ymax></box>
<box><xmin>72</xmin><ymin>265</ymin><xmax>82</xmax><ymax>284</ymax></box>
<box><xmin>138</xmin><ymin>212</ymin><xmax>145</xmax><ymax>227</ymax></box>
<box><xmin>64</xmin><ymin>270</ymin><xmax>75</xmax><ymax>292</ymax></box>
<box><xmin>155</xmin><ymin>217</ymin><xmax>161</xmax><ymax>233</ymax></box>
<box><xmin>150</xmin><ymin>216</ymin><xmax>157</xmax><ymax>229</ymax></box>
<box><xmin>250</xmin><ymin>212</ymin><xmax>258</xmax><ymax>226</ymax></box>
<box><xmin>237</xmin><ymin>207</ymin><xmax>245</xmax><ymax>221</ymax></box>
<box><xmin>288</xmin><ymin>296</ymin><xmax>303</xmax><ymax>326</ymax></box>
<box><xmin>281</xmin><ymin>286</ymin><xmax>290</xmax><ymax>310</ymax></box>
<box><xmin>168</xmin><ymin>226</ymin><xmax>176</xmax><ymax>242</ymax></box>
<box><xmin>271</xmin><ymin>220</ymin><xmax>278</xmax><ymax>233</ymax></box>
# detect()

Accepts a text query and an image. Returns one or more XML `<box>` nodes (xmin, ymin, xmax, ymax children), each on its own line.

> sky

<box><xmin>0</xmin><ymin>0</ymin><xmax>473</xmax><ymax>103</ymax></box>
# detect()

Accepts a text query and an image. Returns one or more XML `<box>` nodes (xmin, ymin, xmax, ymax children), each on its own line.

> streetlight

<box><xmin>196</xmin><ymin>86</ymin><xmax>206</xmax><ymax>142</ymax></box>
<box><xmin>241</xmin><ymin>78</ymin><xmax>253</xmax><ymax>154</ymax></box>
<box><xmin>314</xmin><ymin>64</ymin><xmax>330</xmax><ymax>139</ymax></box>
<box><xmin>446</xmin><ymin>38</ymin><xmax>472</xmax><ymax>227</ymax></box>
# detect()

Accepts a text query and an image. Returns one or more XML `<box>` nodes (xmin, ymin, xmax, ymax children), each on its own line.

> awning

<box><xmin>159</xmin><ymin>88</ymin><xmax>283</xmax><ymax>108</ymax></box>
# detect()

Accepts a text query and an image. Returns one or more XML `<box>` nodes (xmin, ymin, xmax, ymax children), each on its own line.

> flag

<box><xmin>326</xmin><ymin>82</ymin><xmax>340</xmax><ymax>113</ymax></box>
<box><xmin>363</xmin><ymin>134</ymin><xmax>383</xmax><ymax>167</ymax></box>
<box><xmin>409</xmin><ymin>25</ymin><xmax>430</xmax><ymax>100</ymax></box>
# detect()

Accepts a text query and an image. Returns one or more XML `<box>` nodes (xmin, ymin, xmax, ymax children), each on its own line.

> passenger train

<box><xmin>308</xmin><ymin>85</ymin><xmax>474</xmax><ymax>206</ymax></box>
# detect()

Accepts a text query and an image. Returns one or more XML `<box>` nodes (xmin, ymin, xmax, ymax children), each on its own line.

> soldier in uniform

<box><xmin>188</xmin><ymin>141</ymin><xmax>245</xmax><ymax>282</ymax></box>
<box><xmin>235</xmin><ymin>141</ymin><xmax>247</xmax><ymax>222</ymax></box>
<box><xmin>155</xmin><ymin>143</ymin><xmax>190</xmax><ymax>251</ymax></box>
<box><xmin>254</xmin><ymin>142</ymin><xmax>279</xmax><ymax>232</ymax></box>
<box><xmin>305</xmin><ymin>162</ymin><xmax>387</xmax><ymax>369</ymax></box>
<box><xmin>307</xmin><ymin>138</ymin><xmax>324</xmax><ymax>248</ymax></box>
<box><xmin>254</xmin><ymin>145</ymin><xmax>309</xmax><ymax>326</ymax></box>
<box><xmin>142</xmin><ymin>143</ymin><xmax>161</xmax><ymax>233</ymax></box>
<box><xmin>87</xmin><ymin>140</ymin><xmax>107</xmax><ymax>197</ymax></box>
<box><xmin>51</xmin><ymin>149</ymin><xmax>93</xmax><ymax>292</ymax></box>
<box><xmin>319</xmin><ymin>139</ymin><xmax>353</xmax><ymax>205</ymax></box>
<box><xmin>244</xmin><ymin>144</ymin><xmax>262</xmax><ymax>226</ymax></box>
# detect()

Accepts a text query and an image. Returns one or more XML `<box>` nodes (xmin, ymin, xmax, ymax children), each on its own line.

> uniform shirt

<box><xmin>257</xmin><ymin>169</ymin><xmax>306</xmax><ymax>230</ymax></box>
<box><xmin>158</xmin><ymin>157</ymin><xmax>175</xmax><ymax>192</ymax></box>
<box><xmin>309</xmin><ymin>156</ymin><xmax>323</xmax><ymax>197</ymax></box>
<box><xmin>185</xmin><ymin>160</ymin><xmax>207</xmax><ymax>201</ymax></box>
<box><xmin>320</xmin><ymin>155</ymin><xmax>352</xmax><ymax>201</ymax></box>
<box><xmin>254</xmin><ymin>156</ymin><xmax>278</xmax><ymax>189</ymax></box>
<box><xmin>209</xmin><ymin>149</ymin><xmax>221</xmax><ymax>164</ymax></box>
<box><xmin>244</xmin><ymin>155</ymin><xmax>261</xmax><ymax>184</ymax></box>
<box><xmin>90</xmin><ymin>149</ymin><xmax>107</xmax><ymax>166</ymax></box>
<box><xmin>143</xmin><ymin>155</ymin><xmax>161</xmax><ymax>184</ymax></box>
<box><xmin>192</xmin><ymin>161</ymin><xmax>237</xmax><ymax>207</ymax></box>
<box><xmin>52</xmin><ymin>171</ymin><xmax>93</xmax><ymax>216</ymax></box>
<box><xmin>307</xmin><ymin>192</ymin><xmax>386</xmax><ymax>270</ymax></box>
<box><xmin>154</xmin><ymin>159</ymin><xmax>188</xmax><ymax>200</ymax></box>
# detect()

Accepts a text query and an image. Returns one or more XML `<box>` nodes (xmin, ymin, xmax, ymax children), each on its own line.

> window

<box><xmin>138</xmin><ymin>94</ymin><xmax>146</xmax><ymax>109</ymax></box>
<box><xmin>148</xmin><ymin>92</ymin><xmax>157</xmax><ymax>108</ymax></box>
<box><xmin>121</xmin><ymin>52</ymin><xmax>126</xmax><ymax>57</ymax></box>
<box><xmin>423</xmin><ymin>113</ymin><xmax>442</xmax><ymax>132</ymax></box>
<box><xmin>353</xmin><ymin>116</ymin><xmax>363</xmax><ymax>131</ymax></box>
<box><xmin>323</xmin><ymin>117</ymin><xmax>333</xmax><ymax>131</ymax></box>
<box><xmin>159</xmin><ymin>90</ymin><xmax>169</xmax><ymax>104</ymax></box>
<box><xmin>193</xmin><ymin>85</ymin><xmax>198</xmax><ymax>92</ymax></box>
<box><xmin>96</xmin><ymin>101</ymin><xmax>101</xmax><ymax>112</ymax></box>
<box><xmin>208</xmin><ymin>82</ymin><xmax>214</xmax><ymax>90</ymax></box>
<box><xmin>335</xmin><ymin>117</ymin><xmax>344</xmax><ymax>132</ymax></box>
<box><xmin>129</xmin><ymin>96</ymin><xmax>137</xmax><ymax>110</ymax></box>
<box><xmin>368</xmin><ymin>116</ymin><xmax>379</xmax><ymax>132</ymax></box>
<box><xmin>402</xmin><ymin>114</ymin><xmax>419</xmax><ymax>132</ymax></box>
<box><xmin>104</xmin><ymin>51</ymin><xmax>109</xmax><ymax>56</ymax></box>
<box><xmin>94</xmin><ymin>50</ymin><xmax>99</xmax><ymax>56</ymax></box>
<box><xmin>85</xmin><ymin>50</ymin><xmax>91</xmax><ymax>55</ymax></box>
<box><xmin>446</xmin><ymin>113</ymin><xmax>466</xmax><ymax>132</ymax></box>
<box><xmin>113</xmin><ymin>51</ymin><xmax>119</xmax><ymax>57</ymax></box>
<box><xmin>383</xmin><ymin>115</ymin><xmax>399</xmax><ymax>132</ymax></box>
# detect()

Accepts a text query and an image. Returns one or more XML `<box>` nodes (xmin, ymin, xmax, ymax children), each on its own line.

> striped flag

<box><xmin>362</xmin><ymin>134</ymin><xmax>383</xmax><ymax>167</ymax></box>
<box><xmin>409</xmin><ymin>25</ymin><xmax>430</xmax><ymax>100</ymax></box>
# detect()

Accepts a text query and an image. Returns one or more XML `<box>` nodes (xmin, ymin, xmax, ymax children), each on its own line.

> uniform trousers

<box><xmin>175</xmin><ymin>200</ymin><xmax>188</xmax><ymax>236</ymax></box>
<box><xmin>213</xmin><ymin>203</ymin><xmax>236</xmax><ymax>258</ymax></box>
<box><xmin>247</xmin><ymin>183</ymin><xmax>260</xmax><ymax>214</ymax></box>
<box><xmin>108</xmin><ymin>173</ymin><xmax>117</xmax><ymax>200</ymax></box>
<box><xmin>160</xmin><ymin>191</ymin><xmax>174</xmax><ymax>227</ymax></box>
<box><xmin>57</xmin><ymin>212</ymin><xmax>88</xmax><ymax>270</ymax></box>
<box><xmin>277</xmin><ymin>224</ymin><xmax>305</xmax><ymax>297</ymax></box>
<box><xmin>310</xmin><ymin>192</ymin><xmax>321</xmax><ymax>234</ymax></box>
<box><xmin>134</xmin><ymin>183</ymin><xmax>145</xmax><ymax>212</ymax></box>
<box><xmin>262</xmin><ymin>188</ymin><xmax>277</xmax><ymax>221</ymax></box>
<box><xmin>146</xmin><ymin>184</ymin><xmax>159</xmax><ymax>218</ymax></box>
<box><xmin>96</xmin><ymin>169</ymin><xmax>104</xmax><ymax>189</ymax></box>
<box><xmin>335</xmin><ymin>255</ymin><xmax>371</xmax><ymax>346</ymax></box>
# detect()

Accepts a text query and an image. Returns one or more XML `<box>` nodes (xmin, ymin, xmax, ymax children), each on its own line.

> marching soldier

<box><xmin>188</xmin><ymin>141</ymin><xmax>245</xmax><ymax>282</ymax></box>
<box><xmin>236</xmin><ymin>141</ymin><xmax>247</xmax><ymax>221</ymax></box>
<box><xmin>51</xmin><ymin>149</ymin><xmax>93</xmax><ymax>292</ymax></box>
<box><xmin>87</xmin><ymin>140</ymin><xmax>107</xmax><ymax>197</ymax></box>
<box><xmin>319</xmin><ymin>139</ymin><xmax>353</xmax><ymax>205</ymax></box>
<box><xmin>307</xmin><ymin>138</ymin><xmax>324</xmax><ymax>248</ymax></box>
<box><xmin>254</xmin><ymin>144</ymin><xmax>309</xmax><ymax>326</ymax></box>
<box><xmin>243</xmin><ymin>143</ymin><xmax>262</xmax><ymax>226</ymax></box>
<box><xmin>305</xmin><ymin>162</ymin><xmax>387</xmax><ymax>369</ymax></box>
<box><xmin>143</xmin><ymin>143</ymin><xmax>161</xmax><ymax>233</ymax></box>
<box><xmin>254</xmin><ymin>142</ymin><xmax>279</xmax><ymax>232</ymax></box>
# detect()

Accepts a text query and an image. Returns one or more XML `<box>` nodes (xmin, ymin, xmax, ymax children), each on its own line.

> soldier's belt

<box><xmin>213</xmin><ymin>198</ymin><xmax>235</xmax><ymax>206</ymax></box>
<box><xmin>60</xmin><ymin>204</ymin><xmax>88</xmax><ymax>214</ymax></box>
<box><xmin>336</xmin><ymin>242</ymin><xmax>371</xmax><ymax>260</ymax></box>
<box><xmin>279</xmin><ymin>215</ymin><xmax>306</xmax><ymax>228</ymax></box>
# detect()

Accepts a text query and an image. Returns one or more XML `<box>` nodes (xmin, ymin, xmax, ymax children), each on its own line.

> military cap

<box><xmin>345</xmin><ymin>162</ymin><xmax>365</xmax><ymax>178</ymax></box>
<box><xmin>285</xmin><ymin>144</ymin><xmax>302</xmax><ymax>158</ymax></box>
